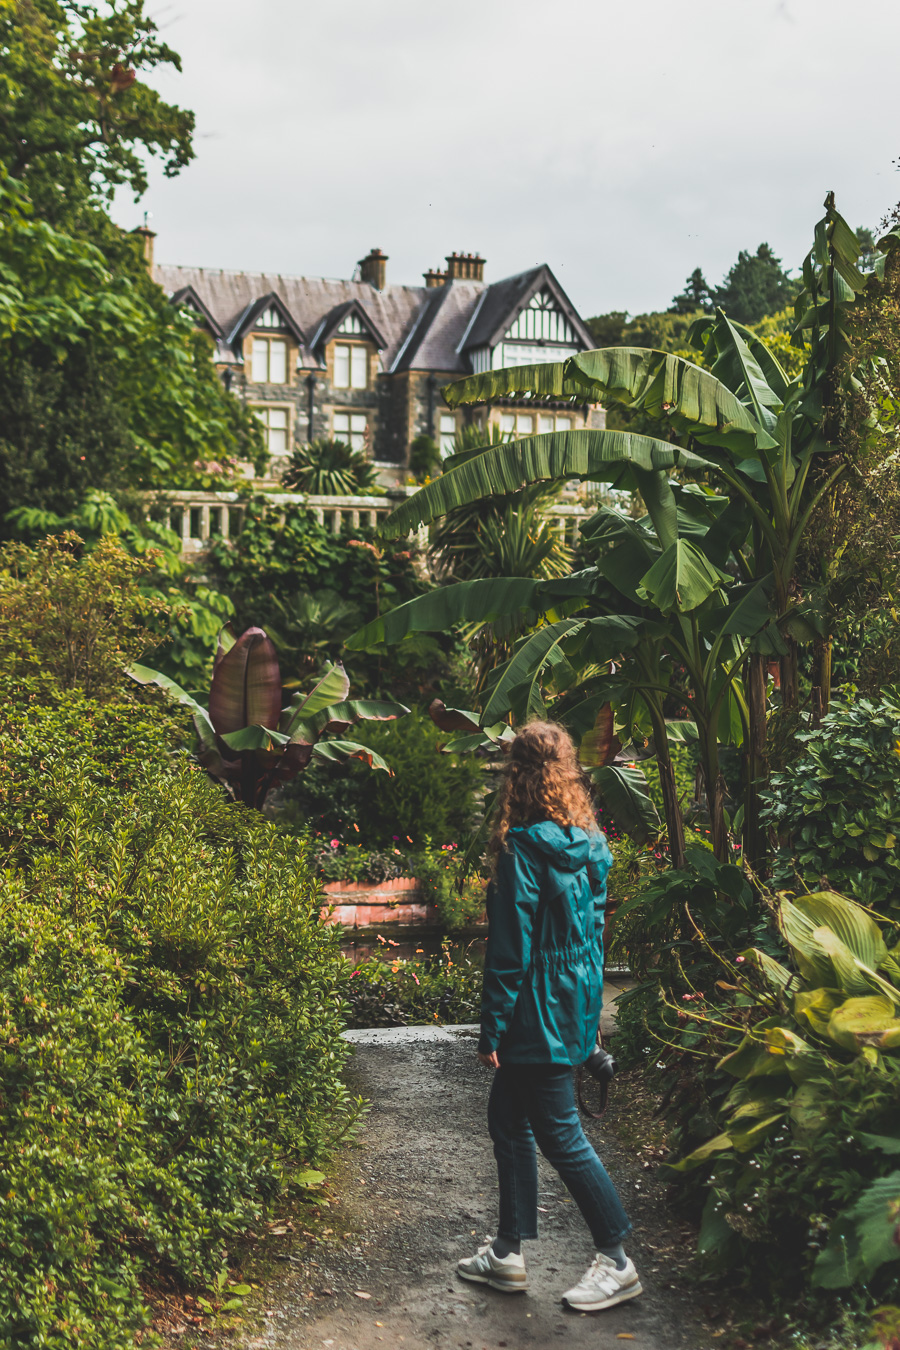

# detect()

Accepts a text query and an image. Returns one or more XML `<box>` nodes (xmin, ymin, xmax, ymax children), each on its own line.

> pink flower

<box><xmin>330</xmin><ymin>838</ymin><xmax>340</xmax><ymax>849</ymax></box>
<box><xmin>736</xmin><ymin>955</ymin><xmax>746</xmax><ymax>963</ymax></box>
<box><xmin>412</xmin><ymin>974</ymin><xmax>420</xmax><ymax>985</ymax></box>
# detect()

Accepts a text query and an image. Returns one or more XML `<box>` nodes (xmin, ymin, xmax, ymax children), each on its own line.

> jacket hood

<box><xmin>511</xmin><ymin>821</ymin><xmax>602</xmax><ymax>872</ymax></box>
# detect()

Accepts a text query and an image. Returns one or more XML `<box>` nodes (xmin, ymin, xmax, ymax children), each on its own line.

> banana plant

<box><xmin>369</xmin><ymin>196</ymin><xmax>899</xmax><ymax>870</ymax></box>
<box><xmin>129</xmin><ymin>625</ymin><xmax>408</xmax><ymax>809</ymax></box>
<box><xmin>349</xmin><ymin>485</ymin><xmax>772</xmax><ymax>863</ymax></box>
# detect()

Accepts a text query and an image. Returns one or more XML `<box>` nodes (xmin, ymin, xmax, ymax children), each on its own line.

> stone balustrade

<box><xmin>144</xmin><ymin>489</ymin><xmax>593</xmax><ymax>553</ymax></box>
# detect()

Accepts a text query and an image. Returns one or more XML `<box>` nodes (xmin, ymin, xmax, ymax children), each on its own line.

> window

<box><xmin>251</xmin><ymin>337</ymin><xmax>287</xmax><ymax>383</ymax></box>
<box><xmin>337</xmin><ymin>312</ymin><xmax>364</xmax><ymax>335</ymax></box>
<box><xmin>254</xmin><ymin>406</ymin><xmax>290</xmax><ymax>455</ymax></box>
<box><xmin>333</xmin><ymin>343</ymin><xmax>368</xmax><ymax>389</ymax></box>
<box><xmin>538</xmin><ymin>413</ymin><xmax>574</xmax><ymax>434</ymax></box>
<box><xmin>500</xmin><ymin>412</ymin><xmax>534</xmax><ymax>437</ymax></box>
<box><xmin>439</xmin><ymin>414</ymin><xmax>457</xmax><ymax>456</ymax></box>
<box><xmin>506</xmin><ymin>290</ymin><xmax>577</xmax><ymax>344</ymax></box>
<box><xmin>333</xmin><ymin>411</ymin><xmax>369</xmax><ymax>451</ymax></box>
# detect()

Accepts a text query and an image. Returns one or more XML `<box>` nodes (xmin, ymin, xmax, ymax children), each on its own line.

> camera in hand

<box><xmin>584</xmin><ymin>1043</ymin><xmax>617</xmax><ymax>1082</ymax></box>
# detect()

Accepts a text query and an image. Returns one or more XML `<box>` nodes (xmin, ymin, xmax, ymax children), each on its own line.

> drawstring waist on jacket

<box><xmin>531</xmin><ymin>938</ymin><xmax>601</xmax><ymax>971</ymax></box>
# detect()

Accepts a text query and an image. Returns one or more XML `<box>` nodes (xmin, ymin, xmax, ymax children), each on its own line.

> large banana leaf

<box><xmin>345</xmin><ymin>574</ymin><xmax>596</xmax><ymax>651</ymax></box>
<box><xmin>592</xmin><ymin>763</ymin><xmax>659</xmax><ymax>842</ymax></box>
<box><xmin>281</xmin><ymin>662</ymin><xmax>352</xmax><ymax>733</ymax></box>
<box><xmin>442</xmin><ymin>360</ymin><xmax>585</xmax><ymax>405</ymax></box>
<box><xmin>481</xmin><ymin>619</ymin><xmax>585</xmax><ymax>723</ymax></box>
<box><xmin>443</xmin><ymin>347</ymin><xmax>773</xmax><ymax>459</ymax></box>
<box><xmin>567</xmin><ymin>348</ymin><xmax>776</xmax><ymax>458</ymax></box>
<box><xmin>379</xmin><ymin>429</ymin><xmax>709</xmax><ymax>538</ymax></box>
<box><xmin>311</xmin><ymin>739</ymin><xmax>392</xmax><ymax>772</ymax></box>
<box><xmin>636</xmin><ymin>539</ymin><xmax>726</xmax><ymax>615</ymax></box>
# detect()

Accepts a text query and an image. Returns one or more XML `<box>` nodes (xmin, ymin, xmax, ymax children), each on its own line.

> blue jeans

<box><xmin>487</xmin><ymin>1063</ymin><xmax>631</xmax><ymax>1248</ymax></box>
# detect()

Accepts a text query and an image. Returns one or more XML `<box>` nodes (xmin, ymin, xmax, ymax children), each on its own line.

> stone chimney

<box><xmin>423</xmin><ymin>267</ymin><xmax>447</xmax><ymax>288</ymax></box>
<box><xmin>359</xmin><ymin>247</ymin><xmax>388</xmax><ymax>290</ymax></box>
<box><xmin>445</xmin><ymin>252</ymin><xmax>485</xmax><ymax>282</ymax></box>
<box><xmin>131</xmin><ymin>223</ymin><xmax>156</xmax><ymax>273</ymax></box>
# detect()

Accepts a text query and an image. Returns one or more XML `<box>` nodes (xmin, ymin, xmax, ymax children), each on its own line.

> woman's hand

<box><xmin>478</xmin><ymin>1051</ymin><xmax>500</xmax><ymax>1069</ymax></box>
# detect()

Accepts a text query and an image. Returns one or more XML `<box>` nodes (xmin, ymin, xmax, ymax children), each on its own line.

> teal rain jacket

<box><xmin>478</xmin><ymin>821</ymin><xmax>613</xmax><ymax>1065</ymax></box>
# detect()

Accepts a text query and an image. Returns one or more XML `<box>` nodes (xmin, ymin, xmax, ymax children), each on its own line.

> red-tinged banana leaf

<box><xmin>578</xmin><ymin>704</ymin><xmax>620</xmax><ymax>769</ymax></box>
<box><xmin>209</xmin><ymin>627</ymin><xmax>282</xmax><ymax>735</ymax></box>
<box><xmin>287</xmin><ymin>698</ymin><xmax>408</xmax><ymax>745</ymax></box>
<box><xmin>429</xmin><ymin>700</ymin><xmax>482</xmax><ymax>733</ymax></box>
<box><xmin>312</xmin><ymin>739</ymin><xmax>392</xmax><ymax>773</ymax></box>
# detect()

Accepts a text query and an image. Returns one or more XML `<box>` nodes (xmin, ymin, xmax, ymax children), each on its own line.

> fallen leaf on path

<box><xmin>354</xmin><ymin>1291</ymin><xmax>372</xmax><ymax>1299</ymax></box>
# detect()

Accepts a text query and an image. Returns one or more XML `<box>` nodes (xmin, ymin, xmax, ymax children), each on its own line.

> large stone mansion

<box><xmin>145</xmin><ymin>232</ymin><xmax>603</xmax><ymax>485</ymax></box>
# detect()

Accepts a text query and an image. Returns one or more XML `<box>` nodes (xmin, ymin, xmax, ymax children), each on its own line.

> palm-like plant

<box><xmin>130</xmin><ymin>625</ymin><xmax>407</xmax><ymax>809</ymax></box>
<box><xmin>281</xmin><ymin>439</ymin><xmax>378</xmax><ymax>496</ymax></box>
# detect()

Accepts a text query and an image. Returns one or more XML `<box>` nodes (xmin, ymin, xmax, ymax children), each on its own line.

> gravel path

<box><xmin>240</xmin><ymin>1017</ymin><xmax>716</xmax><ymax>1350</ymax></box>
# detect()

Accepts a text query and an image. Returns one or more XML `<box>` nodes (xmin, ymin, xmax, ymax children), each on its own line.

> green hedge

<box><xmin>763</xmin><ymin>695</ymin><xmax>900</xmax><ymax>912</ymax></box>
<box><xmin>0</xmin><ymin>683</ymin><xmax>354</xmax><ymax>1347</ymax></box>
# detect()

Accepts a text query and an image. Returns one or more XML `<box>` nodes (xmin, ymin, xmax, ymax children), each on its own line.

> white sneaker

<box><xmin>457</xmin><ymin>1239</ymin><xmax>528</xmax><ymax>1292</ymax></box>
<box><xmin>562</xmin><ymin>1252</ymin><xmax>642</xmax><ymax>1311</ymax></box>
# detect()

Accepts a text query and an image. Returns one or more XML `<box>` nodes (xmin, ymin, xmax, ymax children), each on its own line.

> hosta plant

<box><xmin>130</xmin><ymin>625</ymin><xmax>407</xmax><ymax>809</ymax></box>
<box><xmin>670</xmin><ymin>888</ymin><xmax>900</xmax><ymax>1293</ymax></box>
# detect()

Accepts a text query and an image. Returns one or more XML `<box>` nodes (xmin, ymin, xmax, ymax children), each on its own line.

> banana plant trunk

<box><xmin>698</xmin><ymin>724</ymin><xmax>729</xmax><ymax>865</ymax></box>
<box><xmin>810</xmin><ymin>637</ymin><xmax>832</xmax><ymax>726</ymax></box>
<box><xmin>743</xmin><ymin>651</ymin><xmax>769</xmax><ymax>876</ymax></box>
<box><xmin>646</xmin><ymin>702</ymin><xmax>687</xmax><ymax>870</ymax></box>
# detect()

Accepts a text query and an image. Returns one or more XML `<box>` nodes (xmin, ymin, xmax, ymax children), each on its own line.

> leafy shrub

<box><xmin>762</xmin><ymin>696</ymin><xmax>900</xmax><ymax>912</ymax></box>
<box><xmin>0</xmin><ymin>533</ymin><xmax>170</xmax><ymax>699</ymax></box>
<box><xmin>285</xmin><ymin>707</ymin><xmax>484</xmax><ymax>850</ymax></box>
<box><xmin>0</xmin><ymin>682</ymin><xmax>354</xmax><ymax>1347</ymax></box>
<box><xmin>413</xmin><ymin>839</ymin><xmax>486</xmax><ymax>931</ymax></box>
<box><xmin>344</xmin><ymin>943</ymin><xmax>484</xmax><ymax>1028</ymax></box>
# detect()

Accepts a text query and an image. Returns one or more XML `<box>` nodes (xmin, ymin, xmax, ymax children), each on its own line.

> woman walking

<box><xmin>457</xmin><ymin>721</ymin><xmax>641</xmax><ymax>1312</ymax></box>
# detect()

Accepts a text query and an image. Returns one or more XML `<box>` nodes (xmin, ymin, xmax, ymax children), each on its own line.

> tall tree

<box><xmin>0</xmin><ymin>2</ymin><xmax>263</xmax><ymax>525</ymax></box>
<box><xmin>0</xmin><ymin>0</ymin><xmax>193</xmax><ymax>237</ymax></box>
<box><xmin>713</xmin><ymin>242</ymin><xmax>794</xmax><ymax>324</ymax></box>
<box><xmin>670</xmin><ymin>267</ymin><xmax>713</xmax><ymax>314</ymax></box>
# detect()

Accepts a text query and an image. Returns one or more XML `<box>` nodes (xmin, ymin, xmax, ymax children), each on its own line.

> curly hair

<box><xmin>491</xmin><ymin>721</ymin><xmax>597</xmax><ymax>854</ymax></box>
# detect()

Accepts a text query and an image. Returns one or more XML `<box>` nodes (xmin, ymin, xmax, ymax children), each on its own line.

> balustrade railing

<box><xmin>144</xmin><ymin>489</ymin><xmax>592</xmax><ymax>554</ymax></box>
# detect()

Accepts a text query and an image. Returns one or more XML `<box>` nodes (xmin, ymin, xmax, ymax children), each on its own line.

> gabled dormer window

<box><xmin>337</xmin><ymin>313</ymin><xmax>364</xmax><ymax>336</ymax></box>
<box><xmin>252</xmin><ymin>337</ymin><xmax>288</xmax><ymax>383</ymax></box>
<box><xmin>333</xmin><ymin>343</ymin><xmax>368</xmax><ymax>389</ymax></box>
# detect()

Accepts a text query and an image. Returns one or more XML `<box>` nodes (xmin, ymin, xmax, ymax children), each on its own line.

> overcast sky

<box><xmin>114</xmin><ymin>0</ymin><xmax>900</xmax><ymax>318</ymax></box>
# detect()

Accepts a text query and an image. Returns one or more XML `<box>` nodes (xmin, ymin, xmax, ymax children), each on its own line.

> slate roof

<box><xmin>154</xmin><ymin>262</ymin><xmax>592</xmax><ymax>374</ymax></box>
